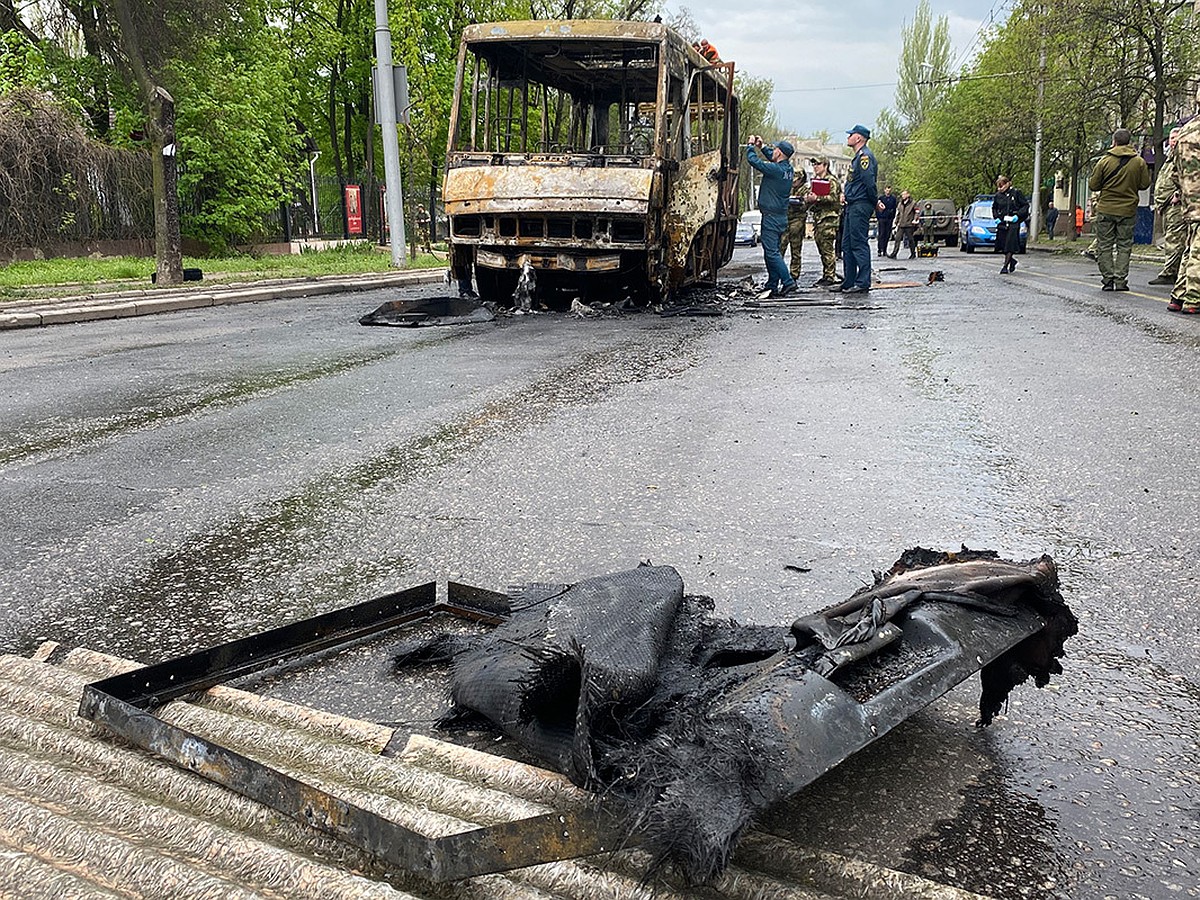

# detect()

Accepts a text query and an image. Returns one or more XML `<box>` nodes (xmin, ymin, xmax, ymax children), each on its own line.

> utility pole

<box><xmin>1030</xmin><ymin>32</ymin><xmax>1046</xmax><ymax>241</ymax></box>
<box><xmin>373</xmin><ymin>0</ymin><xmax>406</xmax><ymax>267</ymax></box>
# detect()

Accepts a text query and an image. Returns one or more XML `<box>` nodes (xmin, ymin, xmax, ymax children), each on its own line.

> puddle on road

<box><xmin>758</xmin><ymin>636</ymin><xmax>1199</xmax><ymax>900</ymax></box>
<box><xmin>0</xmin><ymin>348</ymin><xmax>397</xmax><ymax>466</ymax></box>
<box><xmin>21</xmin><ymin>325</ymin><xmax>712</xmax><ymax>661</ymax></box>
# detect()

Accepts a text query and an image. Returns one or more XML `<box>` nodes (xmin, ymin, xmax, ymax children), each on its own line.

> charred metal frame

<box><xmin>443</xmin><ymin>20</ymin><xmax>740</xmax><ymax>301</ymax></box>
<box><xmin>77</xmin><ymin>582</ymin><xmax>626</xmax><ymax>883</ymax></box>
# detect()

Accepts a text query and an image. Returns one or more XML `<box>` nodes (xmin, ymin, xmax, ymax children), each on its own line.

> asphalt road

<box><xmin>1</xmin><ymin>242</ymin><xmax>1197</xmax><ymax>899</ymax></box>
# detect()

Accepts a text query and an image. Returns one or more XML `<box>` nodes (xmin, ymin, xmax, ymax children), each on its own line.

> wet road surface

<box><xmin>1</xmin><ymin>243</ymin><xmax>1197</xmax><ymax>899</ymax></box>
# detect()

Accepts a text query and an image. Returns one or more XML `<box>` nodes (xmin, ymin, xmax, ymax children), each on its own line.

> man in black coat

<box><xmin>876</xmin><ymin>185</ymin><xmax>897</xmax><ymax>256</ymax></box>
<box><xmin>992</xmin><ymin>175</ymin><xmax>1030</xmax><ymax>274</ymax></box>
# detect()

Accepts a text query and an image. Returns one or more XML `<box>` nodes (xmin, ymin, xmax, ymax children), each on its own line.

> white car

<box><xmin>739</xmin><ymin>209</ymin><xmax>762</xmax><ymax>241</ymax></box>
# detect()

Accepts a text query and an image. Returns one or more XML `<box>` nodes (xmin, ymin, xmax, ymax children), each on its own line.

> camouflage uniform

<box><xmin>808</xmin><ymin>172</ymin><xmax>843</xmax><ymax>282</ymax></box>
<box><xmin>1169</xmin><ymin>117</ymin><xmax>1200</xmax><ymax>312</ymax></box>
<box><xmin>782</xmin><ymin>168</ymin><xmax>809</xmax><ymax>279</ymax></box>
<box><xmin>1154</xmin><ymin>150</ymin><xmax>1186</xmax><ymax>281</ymax></box>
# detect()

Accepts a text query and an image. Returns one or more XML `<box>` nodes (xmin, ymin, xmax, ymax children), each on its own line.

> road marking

<box><xmin>1031</xmin><ymin>270</ymin><xmax>1169</xmax><ymax>304</ymax></box>
<box><xmin>957</xmin><ymin>255</ymin><xmax>1172</xmax><ymax>305</ymax></box>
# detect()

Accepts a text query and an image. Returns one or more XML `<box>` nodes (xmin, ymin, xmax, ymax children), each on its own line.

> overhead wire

<box><xmin>950</xmin><ymin>0</ymin><xmax>1014</xmax><ymax>74</ymax></box>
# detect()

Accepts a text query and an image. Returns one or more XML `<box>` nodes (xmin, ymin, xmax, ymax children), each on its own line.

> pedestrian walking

<box><xmin>784</xmin><ymin>163</ymin><xmax>809</xmax><ymax>280</ymax></box>
<box><xmin>1088</xmin><ymin>128</ymin><xmax>1151</xmax><ymax>291</ymax></box>
<box><xmin>1151</xmin><ymin>127</ymin><xmax>1185</xmax><ymax>286</ymax></box>
<box><xmin>991</xmin><ymin>175</ymin><xmax>1029</xmax><ymax>275</ymax></box>
<box><xmin>805</xmin><ymin>157</ymin><xmax>842</xmax><ymax>285</ymax></box>
<box><xmin>876</xmin><ymin>186</ymin><xmax>897</xmax><ymax>256</ymax></box>
<box><xmin>1045</xmin><ymin>201</ymin><xmax>1059</xmax><ymax>240</ymax></box>
<box><xmin>746</xmin><ymin>135</ymin><xmax>798</xmax><ymax>297</ymax></box>
<box><xmin>888</xmin><ymin>190</ymin><xmax>918</xmax><ymax>258</ymax></box>
<box><xmin>830</xmin><ymin>124</ymin><xmax>877</xmax><ymax>294</ymax></box>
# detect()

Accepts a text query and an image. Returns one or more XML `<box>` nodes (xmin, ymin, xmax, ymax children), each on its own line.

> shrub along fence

<box><xmin>0</xmin><ymin>88</ymin><xmax>153</xmax><ymax>261</ymax></box>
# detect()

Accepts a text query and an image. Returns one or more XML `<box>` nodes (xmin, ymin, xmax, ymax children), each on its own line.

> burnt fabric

<box><xmin>447</xmin><ymin>566</ymin><xmax>686</xmax><ymax>784</ymax></box>
<box><xmin>402</xmin><ymin>552</ymin><xmax>1076</xmax><ymax>884</ymax></box>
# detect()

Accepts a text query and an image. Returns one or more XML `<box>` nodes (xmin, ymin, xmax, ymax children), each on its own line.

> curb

<box><xmin>0</xmin><ymin>268</ymin><xmax>448</xmax><ymax>331</ymax></box>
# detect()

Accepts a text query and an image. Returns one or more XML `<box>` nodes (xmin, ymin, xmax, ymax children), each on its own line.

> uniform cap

<box><xmin>809</xmin><ymin>157</ymin><xmax>826</xmax><ymax>165</ymax></box>
<box><xmin>846</xmin><ymin>124</ymin><xmax>871</xmax><ymax>140</ymax></box>
<box><xmin>775</xmin><ymin>140</ymin><xmax>794</xmax><ymax>158</ymax></box>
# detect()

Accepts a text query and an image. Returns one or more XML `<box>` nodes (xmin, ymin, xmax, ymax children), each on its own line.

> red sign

<box><xmin>345</xmin><ymin>184</ymin><xmax>363</xmax><ymax>235</ymax></box>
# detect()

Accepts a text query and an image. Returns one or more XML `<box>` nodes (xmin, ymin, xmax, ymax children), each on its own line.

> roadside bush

<box><xmin>0</xmin><ymin>88</ymin><xmax>152</xmax><ymax>255</ymax></box>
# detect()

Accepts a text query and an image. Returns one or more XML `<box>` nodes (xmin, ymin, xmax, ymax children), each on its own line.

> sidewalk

<box><xmin>0</xmin><ymin>268</ymin><xmax>448</xmax><ymax>331</ymax></box>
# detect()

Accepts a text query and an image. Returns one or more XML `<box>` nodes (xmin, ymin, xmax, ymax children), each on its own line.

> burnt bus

<box><xmin>444</xmin><ymin>20</ymin><xmax>739</xmax><ymax>305</ymax></box>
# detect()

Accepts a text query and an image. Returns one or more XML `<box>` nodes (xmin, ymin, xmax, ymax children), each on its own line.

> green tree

<box><xmin>894</xmin><ymin>0</ymin><xmax>951</xmax><ymax>131</ymax></box>
<box><xmin>170</xmin><ymin>27</ymin><xmax>298</xmax><ymax>250</ymax></box>
<box><xmin>871</xmin><ymin>108</ymin><xmax>906</xmax><ymax>191</ymax></box>
<box><xmin>103</xmin><ymin>0</ymin><xmax>194</xmax><ymax>282</ymax></box>
<box><xmin>0</xmin><ymin>30</ymin><xmax>50</xmax><ymax>93</ymax></box>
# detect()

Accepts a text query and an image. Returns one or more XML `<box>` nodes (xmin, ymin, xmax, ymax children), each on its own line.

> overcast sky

<box><xmin>670</xmin><ymin>0</ymin><xmax>1009</xmax><ymax>138</ymax></box>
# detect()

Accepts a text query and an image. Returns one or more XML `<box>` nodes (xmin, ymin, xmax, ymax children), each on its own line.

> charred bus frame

<box><xmin>444</xmin><ymin>20</ymin><xmax>739</xmax><ymax>306</ymax></box>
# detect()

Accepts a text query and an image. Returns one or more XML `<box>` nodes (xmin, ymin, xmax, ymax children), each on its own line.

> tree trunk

<box><xmin>0</xmin><ymin>0</ymin><xmax>37</xmax><ymax>40</ymax></box>
<box><xmin>67</xmin><ymin>0</ymin><xmax>111</xmax><ymax>137</ymax></box>
<box><xmin>150</xmin><ymin>87</ymin><xmax>184</xmax><ymax>284</ymax></box>
<box><xmin>107</xmin><ymin>0</ymin><xmax>183</xmax><ymax>284</ymax></box>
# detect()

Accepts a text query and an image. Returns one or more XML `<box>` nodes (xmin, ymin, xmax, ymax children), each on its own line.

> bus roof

<box><xmin>461</xmin><ymin>20</ymin><xmax>672</xmax><ymax>44</ymax></box>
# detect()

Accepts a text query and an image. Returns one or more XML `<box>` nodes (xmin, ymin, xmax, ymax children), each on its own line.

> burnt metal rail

<box><xmin>78</xmin><ymin>581</ymin><xmax>626</xmax><ymax>882</ymax></box>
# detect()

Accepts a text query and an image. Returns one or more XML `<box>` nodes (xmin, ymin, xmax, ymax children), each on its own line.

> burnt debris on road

<box><xmin>81</xmin><ymin>546</ymin><xmax>1074</xmax><ymax>886</ymax></box>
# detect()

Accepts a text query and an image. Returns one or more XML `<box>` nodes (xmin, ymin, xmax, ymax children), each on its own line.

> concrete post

<box><xmin>373</xmin><ymin>0</ymin><xmax>406</xmax><ymax>267</ymax></box>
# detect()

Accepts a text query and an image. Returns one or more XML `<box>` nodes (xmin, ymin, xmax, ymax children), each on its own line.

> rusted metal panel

<box><xmin>444</xmin><ymin>166</ymin><xmax>653</xmax><ymax>216</ymax></box>
<box><xmin>664</xmin><ymin>148</ymin><xmax>722</xmax><ymax>279</ymax></box>
<box><xmin>476</xmin><ymin>249</ymin><xmax>621</xmax><ymax>272</ymax></box>
<box><xmin>462</xmin><ymin>20</ymin><xmax>668</xmax><ymax>44</ymax></box>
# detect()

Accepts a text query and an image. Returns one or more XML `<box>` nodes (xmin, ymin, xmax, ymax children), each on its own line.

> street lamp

<box><xmin>308</xmin><ymin>149</ymin><xmax>321</xmax><ymax>236</ymax></box>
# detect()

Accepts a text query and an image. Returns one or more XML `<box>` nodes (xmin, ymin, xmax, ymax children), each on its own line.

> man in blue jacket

<box><xmin>831</xmin><ymin>124</ymin><xmax>878</xmax><ymax>294</ymax></box>
<box><xmin>747</xmin><ymin>136</ymin><xmax>798</xmax><ymax>296</ymax></box>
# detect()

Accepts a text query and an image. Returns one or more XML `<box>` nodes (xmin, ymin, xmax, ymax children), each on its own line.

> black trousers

<box><xmin>877</xmin><ymin>220</ymin><xmax>894</xmax><ymax>255</ymax></box>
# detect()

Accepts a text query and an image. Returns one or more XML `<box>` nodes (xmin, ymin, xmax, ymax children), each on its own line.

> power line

<box><xmin>775</xmin><ymin>82</ymin><xmax>898</xmax><ymax>93</ymax></box>
<box><xmin>949</xmin><ymin>0</ymin><xmax>1013</xmax><ymax>73</ymax></box>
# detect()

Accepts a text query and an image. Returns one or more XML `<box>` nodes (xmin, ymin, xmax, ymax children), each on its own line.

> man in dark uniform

<box><xmin>746</xmin><ymin>136</ymin><xmax>798</xmax><ymax>297</ymax></box>
<box><xmin>831</xmin><ymin>124</ymin><xmax>878</xmax><ymax>294</ymax></box>
<box><xmin>876</xmin><ymin>185</ymin><xmax>897</xmax><ymax>256</ymax></box>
